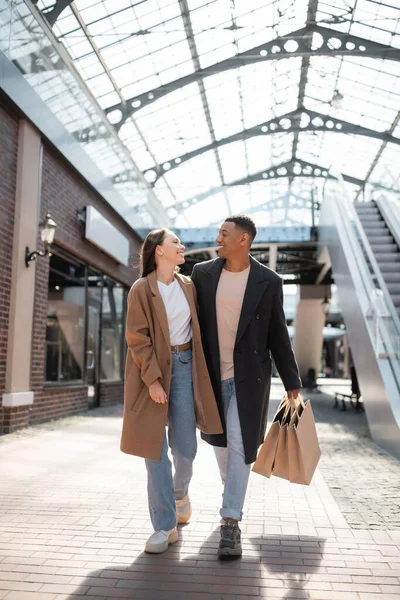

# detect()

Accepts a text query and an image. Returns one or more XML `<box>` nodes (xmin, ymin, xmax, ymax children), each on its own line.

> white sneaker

<box><xmin>145</xmin><ymin>528</ymin><xmax>178</xmax><ymax>554</ymax></box>
<box><xmin>176</xmin><ymin>495</ymin><xmax>192</xmax><ymax>524</ymax></box>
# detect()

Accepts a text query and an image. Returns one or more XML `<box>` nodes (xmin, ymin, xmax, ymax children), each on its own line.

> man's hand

<box><xmin>287</xmin><ymin>388</ymin><xmax>301</xmax><ymax>401</ymax></box>
<box><xmin>149</xmin><ymin>380</ymin><xmax>168</xmax><ymax>404</ymax></box>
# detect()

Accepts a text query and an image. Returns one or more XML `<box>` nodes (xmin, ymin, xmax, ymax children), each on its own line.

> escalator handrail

<box><xmin>329</xmin><ymin>186</ymin><xmax>400</xmax><ymax>394</ymax></box>
<box><xmin>329</xmin><ymin>173</ymin><xmax>400</xmax><ymax>339</ymax></box>
<box><xmin>376</xmin><ymin>194</ymin><xmax>400</xmax><ymax>252</ymax></box>
<box><xmin>329</xmin><ymin>196</ymin><xmax>373</xmax><ymax>307</ymax></box>
<box><xmin>352</xmin><ymin>205</ymin><xmax>400</xmax><ymax>338</ymax></box>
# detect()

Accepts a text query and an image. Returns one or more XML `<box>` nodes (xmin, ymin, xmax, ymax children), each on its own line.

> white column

<box><xmin>269</xmin><ymin>244</ymin><xmax>278</xmax><ymax>272</ymax></box>
<box><xmin>293</xmin><ymin>286</ymin><xmax>329</xmax><ymax>383</ymax></box>
<box><xmin>3</xmin><ymin>121</ymin><xmax>41</xmax><ymax>408</ymax></box>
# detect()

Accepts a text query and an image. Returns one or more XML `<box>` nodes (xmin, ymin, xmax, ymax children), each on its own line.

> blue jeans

<box><xmin>145</xmin><ymin>348</ymin><xmax>197</xmax><ymax>531</ymax></box>
<box><xmin>214</xmin><ymin>378</ymin><xmax>251</xmax><ymax>521</ymax></box>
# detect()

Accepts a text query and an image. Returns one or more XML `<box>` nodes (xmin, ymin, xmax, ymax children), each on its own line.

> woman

<box><xmin>120</xmin><ymin>229</ymin><xmax>222</xmax><ymax>554</ymax></box>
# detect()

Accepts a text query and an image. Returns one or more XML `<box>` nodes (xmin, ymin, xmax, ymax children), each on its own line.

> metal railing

<box><xmin>323</xmin><ymin>172</ymin><xmax>400</xmax><ymax>402</ymax></box>
<box><xmin>376</xmin><ymin>192</ymin><xmax>400</xmax><ymax>251</ymax></box>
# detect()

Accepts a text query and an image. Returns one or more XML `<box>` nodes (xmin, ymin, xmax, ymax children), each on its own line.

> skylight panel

<box><xmin>157</xmin><ymin>154</ymin><xmax>222</xmax><ymax>203</ymax></box>
<box><xmin>179</xmin><ymin>191</ymin><xmax>229</xmax><ymax>227</ymax></box>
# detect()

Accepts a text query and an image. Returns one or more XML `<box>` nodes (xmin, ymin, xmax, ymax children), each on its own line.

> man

<box><xmin>191</xmin><ymin>215</ymin><xmax>301</xmax><ymax>559</ymax></box>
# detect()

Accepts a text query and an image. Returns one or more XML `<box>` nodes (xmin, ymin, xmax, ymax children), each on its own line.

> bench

<box><xmin>333</xmin><ymin>392</ymin><xmax>364</xmax><ymax>413</ymax></box>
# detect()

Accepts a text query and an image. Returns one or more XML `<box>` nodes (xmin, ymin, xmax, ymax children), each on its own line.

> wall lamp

<box><xmin>321</xmin><ymin>296</ymin><xmax>331</xmax><ymax>314</ymax></box>
<box><xmin>25</xmin><ymin>213</ymin><xmax>57</xmax><ymax>268</ymax></box>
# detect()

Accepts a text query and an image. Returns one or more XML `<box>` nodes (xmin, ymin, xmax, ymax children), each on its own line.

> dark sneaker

<box><xmin>217</xmin><ymin>522</ymin><xmax>242</xmax><ymax>558</ymax></box>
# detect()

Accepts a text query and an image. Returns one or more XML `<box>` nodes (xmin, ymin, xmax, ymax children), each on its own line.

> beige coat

<box><xmin>120</xmin><ymin>270</ymin><xmax>223</xmax><ymax>460</ymax></box>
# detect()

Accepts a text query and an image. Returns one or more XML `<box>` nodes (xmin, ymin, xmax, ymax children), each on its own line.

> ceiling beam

<box><xmin>66</xmin><ymin>4</ymin><xmax>172</xmax><ymax>225</ymax></box>
<box><xmin>103</xmin><ymin>24</ymin><xmax>400</xmax><ymax>130</ymax></box>
<box><xmin>32</xmin><ymin>0</ymin><xmax>74</xmax><ymax>27</ymax></box>
<box><xmin>208</xmin><ymin>192</ymin><xmax>315</xmax><ymax>224</ymax></box>
<box><xmin>290</xmin><ymin>0</ymin><xmax>319</xmax><ymax>177</ymax></box>
<box><xmin>177</xmin><ymin>0</ymin><xmax>228</xmax><ymax>209</ymax></box>
<box><xmin>124</xmin><ymin>108</ymin><xmax>398</xmax><ymax>185</ymax></box>
<box><xmin>165</xmin><ymin>159</ymin><xmax>362</xmax><ymax>214</ymax></box>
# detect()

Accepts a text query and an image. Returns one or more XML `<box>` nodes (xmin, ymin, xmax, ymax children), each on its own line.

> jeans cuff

<box><xmin>220</xmin><ymin>508</ymin><xmax>243</xmax><ymax>521</ymax></box>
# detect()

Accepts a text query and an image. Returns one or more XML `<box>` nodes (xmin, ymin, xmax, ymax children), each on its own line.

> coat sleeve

<box><xmin>267</xmin><ymin>278</ymin><xmax>302</xmax><ymax>391</ymax></box>
<box><xmin>126</xmin><ymin>285</ymin><xmax>162</xmax><ymax>388</ymax></box>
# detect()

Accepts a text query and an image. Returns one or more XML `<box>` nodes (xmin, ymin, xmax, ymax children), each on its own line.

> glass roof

<box><xmin>25</xmin><ymin>1</ymin><xmax>400</xmax><ymax>225</ymax></box>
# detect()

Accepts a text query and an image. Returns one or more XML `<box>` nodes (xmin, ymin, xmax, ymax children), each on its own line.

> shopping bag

<box><xmin>271</xmin><ymin>413</ymin><xmax>290</xmax><ymax>480</ymax></box>
<box><xmin>287</xmin><ymin>396</ymin><xmax>321</xmax><ymax>485</ymax></box>
<box><xmin>252</xmin><ymin>397</ymin><xmax>292</xmax><ymax>478</ymax></box>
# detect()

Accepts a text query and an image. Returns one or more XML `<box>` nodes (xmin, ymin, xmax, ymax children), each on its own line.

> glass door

<box><xmin>86</xmin><ymin>270</ymin><xmax>103</xmax><ymax>408</ymax></box>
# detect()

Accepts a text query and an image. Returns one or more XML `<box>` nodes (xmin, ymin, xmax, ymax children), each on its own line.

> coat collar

<box><xmin>147</xmin><ymin>269</ymin><xmax>191</xmax><ymax>297</ymax></box>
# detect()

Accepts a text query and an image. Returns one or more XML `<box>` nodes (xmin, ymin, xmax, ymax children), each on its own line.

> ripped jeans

<box><xmin>145</xmin><ymin>348</ymin><xmax>197</xmax><ymax>531</ymax></box>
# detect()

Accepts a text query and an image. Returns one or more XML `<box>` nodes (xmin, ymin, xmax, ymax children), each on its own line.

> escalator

<box><xmin>319</xmin><ymin>177</ymin><xmax>400</xmax><ymax>458</ymax></box>
<box><xmin>355</xmin><ymin>201</ymin><xmax>400</xmax><ymax>318</ymax></box>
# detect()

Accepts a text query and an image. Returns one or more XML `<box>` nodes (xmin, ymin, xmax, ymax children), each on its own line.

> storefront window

<box><xmin>46</xmin><ymin>254</ymin><xmax>86</xmax><ymax>382</ymax></box>
<box><xmin>100</xmin><ymin>280</ymin><xmax>125</xmax><ymax>381</ymax></box>
<box><xmin>45</xmin><ymin>250</ymin><xmax>127</xmax><ymax>388</ymax></box>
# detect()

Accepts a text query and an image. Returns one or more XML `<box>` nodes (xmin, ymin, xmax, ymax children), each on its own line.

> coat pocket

<box><xmin>131</xmin><ymin>385</ymin><xmax>149</xmax><ymax>413</ymax></box>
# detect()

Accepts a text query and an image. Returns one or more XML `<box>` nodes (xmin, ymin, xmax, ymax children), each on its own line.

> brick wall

<box><xmin>28</xmin><ymin>143</ymin><xmax>140</xmax><ymax>426</ymax></box>
<box><xmin>0</xmin><ymin>98</ymin><xmax>141</xmax><ymax>433</ymax></box>
<box><xmin>0</xmin><ymin>105</ymin><xmax>18</xmax><ymax>433</ymax></box>
<box><xmin>99</xmin><ymin>381</ymin><xmax>125</xmax><ymax>408</ymax></box>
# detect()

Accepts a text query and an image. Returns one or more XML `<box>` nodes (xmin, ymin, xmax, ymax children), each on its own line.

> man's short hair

<box><xmin>225</xmin><ymin>215</ymin><xmax>257</xmax><ymax>243</ymax></box>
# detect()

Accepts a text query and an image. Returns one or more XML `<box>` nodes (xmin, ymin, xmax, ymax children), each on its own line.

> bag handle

<box><xmin>281</xmin><ymin>396</ymin><xmax>296</xmax><ymax>425</ymax></box>
<box><xmin>285</xmin><ymin>393</ymin><xmax>305</xmax><ymax>411</ymax></box>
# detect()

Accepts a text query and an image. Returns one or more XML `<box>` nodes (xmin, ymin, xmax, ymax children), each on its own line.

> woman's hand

<box><xmin>148</xmin><ymin>380</ymin><xmax>168</xmax><ymax>404</ymax></box>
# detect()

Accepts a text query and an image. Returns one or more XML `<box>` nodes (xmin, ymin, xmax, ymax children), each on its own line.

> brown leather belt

<box><xmin>171</xmin><ymin>341</ymin><xmax>192</xmax><ymax>353</ymax></box>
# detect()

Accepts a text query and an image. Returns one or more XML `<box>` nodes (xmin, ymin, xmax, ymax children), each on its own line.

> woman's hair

<box><xmin>139</xmin><ymin>228</ymin><xmax>169</xmax><ymax>278</ymax></box>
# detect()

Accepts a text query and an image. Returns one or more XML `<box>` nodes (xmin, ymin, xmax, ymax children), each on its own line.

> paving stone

<box><xmin>0</xmin><ymin>383</ymin><xmax>399</xmax><ymax>600</ymax></box>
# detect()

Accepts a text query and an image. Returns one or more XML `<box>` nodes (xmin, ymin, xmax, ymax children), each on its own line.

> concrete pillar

<box><xmin>269</xmin><ymin>244</ymin><xmax>278</xmax><ymax>272</ymax></box>
<box><xmin>3</xmin><ymin>121</ymin><xmax>42</xmax><ymax>409</ymax></box>
<box><xmin>293</xmin><ymin>285</ymin><xmax>330</xmax><ymax>383</ymax></box>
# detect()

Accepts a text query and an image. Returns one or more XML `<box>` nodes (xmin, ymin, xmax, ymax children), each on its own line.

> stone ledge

<box><xmin>2</xmin><ymin>391</ymin><xmax>34</xmax><ymax>407</ymax></box>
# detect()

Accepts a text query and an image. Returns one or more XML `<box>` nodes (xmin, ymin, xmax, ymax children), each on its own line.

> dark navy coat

<box><xmin>191</xmin><ymin>256</ymin><xmax>302</xmax><ymax>464</ymax></box>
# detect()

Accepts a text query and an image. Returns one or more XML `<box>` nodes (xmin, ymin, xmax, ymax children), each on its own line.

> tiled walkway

<box><xmin>0</xmin><ymin>385</ymin><xmax>399</xmax><ymax>600</ymax></box>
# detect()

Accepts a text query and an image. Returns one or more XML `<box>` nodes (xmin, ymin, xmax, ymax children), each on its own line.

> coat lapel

<box><xmin>147</xmin><ymin>271</ymin><xmax>170</xmax><ymax>348</ymax></box>
<box><xmin>235</xmin><ymin>256</ymin><xmax>270</xmax><ymax>347</ymax></box>
<box><xmin>204</xmin><ymin>258</ymin><xmax>225</xmax><ymax>375</ymax></box>
<box><xmin>204</xmin><ymin>257</ymin><xmax>225</xmax><ymax>332</ymax></box>
<box><xmin>175</xmin><ymin>273</ymin><xmax>196</xmax><ymax>323</ymax></box>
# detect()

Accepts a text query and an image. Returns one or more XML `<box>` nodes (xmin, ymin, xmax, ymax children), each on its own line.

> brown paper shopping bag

<box><xmin>287</xmin><ymin>396</ymin><xmax>321</xmax><ymax>485</ymax></box>
<box><xmin>271</xmin><ymin>416</ymin><xmax>290</xmax><ymax>479</ymax></box>
<box><xmin>252</xmin><ymin>397</ymin><xmax>292</xmax><ymax>478</ymax></box>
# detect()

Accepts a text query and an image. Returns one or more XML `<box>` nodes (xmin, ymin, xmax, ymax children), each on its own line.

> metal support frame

<box><xmin>181</xmin><ymin>242</ymin><xmax>332</xmax><ymax>286</ymax></box>
<box><xmin>12</xmin><ymin>43</ymin><xmax>65</xmax><ymax>75</ymax></box>
<box><xmin>156</xmin><ymin>159</ymin><xmax>360</xmax><ymax>215</ymax></box>
<box><xmin>177</xmin><ymin>0</ymin><xmax>227</xmax><ymax>208</ymax></box>
<box><xmin>134</xmin><ymin>227</ymin><xmax>313</xmax><ymax>248</ymax></box>
<box><xmin>29</xmin><ymin>0</ymin><xmax>399</xmax><ymax>227</ymax></box>
<box><xmin>290</xmin><ymin>0</ymin><xmax>319</xmax><ymax>183</ymax></box>
<box><xmin>103</xmin><ymin>24</ymin><xmax>400</xmax><ymax>129</ymax></box>
<box><xmin>32</xmin><ymin>0</ymin><xmax>74</xmax><ymax>27</ymax></box>
<box><xmin>238</xmin><ymin>192</ymin><xmax>314</xmax><ymax>217</ymax></box>
<box><xmin>24</xmin><ymin>0</ymin><xmax>172</xmax><ymax>228</ymax></box>
<box><xmin>355</xmin><ymin>108</ymin><xmax>400</xmax><ymax>201</ymax></box>
<box><xmin>204</xmin><ymin>188</ymin><xmax>316</xmax><ymax>227</ymax></box>
<box><xmin>119</xmin><ymin>108</ymin><xmax>399</xmax><ymax>185</ymax></box>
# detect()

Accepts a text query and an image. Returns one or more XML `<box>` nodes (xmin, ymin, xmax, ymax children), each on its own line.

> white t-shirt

<box><xmin>157</xmin><ymin>278</ymin><xmax>192</xmax><ymax>346</ymax></box>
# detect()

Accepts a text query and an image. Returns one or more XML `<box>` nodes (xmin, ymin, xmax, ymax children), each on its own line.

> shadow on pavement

<box><xmin>65</xmin><ymin>528</ymin><xmax>326</xmax><ymax>599</ymax></box>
